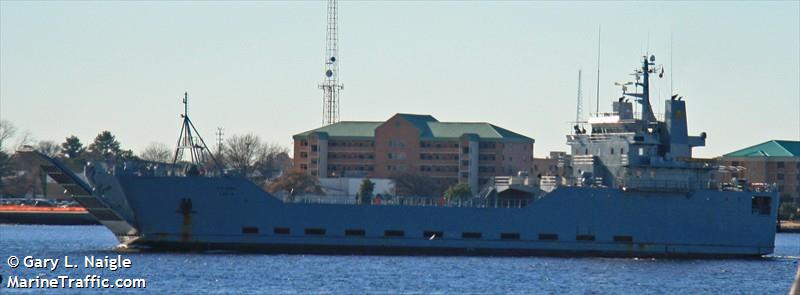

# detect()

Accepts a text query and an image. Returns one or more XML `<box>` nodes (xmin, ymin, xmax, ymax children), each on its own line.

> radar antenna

<box><xmin>173</xmin><ymin>91</ymin><xmax>218</xmax><ymax>166</ymax></box>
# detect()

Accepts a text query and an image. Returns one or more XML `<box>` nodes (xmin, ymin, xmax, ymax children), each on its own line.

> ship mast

<box><xmin>173</xmin><ymin>91</ymin><xmax>218</xmax><ymax>166</ymax></box>
<box><xmin>622</xmin><ymin>55</ymin><xmax>660</xmax><ymax>123</ymax></box>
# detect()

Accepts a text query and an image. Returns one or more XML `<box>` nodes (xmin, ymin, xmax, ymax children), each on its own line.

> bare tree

<box><xmin>0</xmin><ymin>119</ymin><xmax>16</xmax><ymax>152</ymax></box>
<box><xmin>224</xmin><ymin>133</ymin><xmax>261</xmax><ymax>176</ymax></box>
<box><xmin>254</xmin><ymin>143</ymin><xmax>292</xmax><ymax>178</ymax></box>
<box><xmin>36</xmin><ymin>140</ymin><xmax>61</xmax><ymax>157</ymax></box>
<box><xmin>14</xmin><ymin>130</ymin><xmax>35</xmax><ymax>151</ymax></box>
<box><xmin>140</xmin><ymin>142</ymin><xmax>172</xmax><ymax>163</ymax></box>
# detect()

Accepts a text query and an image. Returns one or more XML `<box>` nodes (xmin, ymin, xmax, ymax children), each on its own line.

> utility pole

<box><xmin>216</xmin><ymin>127</ymin><xmax>224</xmax><ymax>155</ymax></box>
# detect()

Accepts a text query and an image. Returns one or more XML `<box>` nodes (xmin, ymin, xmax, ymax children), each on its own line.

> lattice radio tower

<box><xmin>319</xmin><ymin>0</ymin><xmax>343</xmax><ymax>126</ymax></box>
<box><xmin>173</xmin><ymin>91</ymin><xmax>217</xmax><ymax>166</ymax></box>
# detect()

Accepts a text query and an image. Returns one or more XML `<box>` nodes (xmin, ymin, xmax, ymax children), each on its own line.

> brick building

<box><xmin>532</xmin><ymin>151</ymin><xmax>567</xmax><ymax>178</ymax></box>
<box><xmin>717</xmin><ymin>140</ymin><xmax>800</xmax><ymax>215</ymax></box>
<box><xmin>293</xmin><ymin>114</ymin><xmax>534</xmax><ymax>192</ymax></box>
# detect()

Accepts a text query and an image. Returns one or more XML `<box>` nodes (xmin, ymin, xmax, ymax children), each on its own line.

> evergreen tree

<box><xmin>357</xmin><ymin>178</ymin><xmax>375</xmax><ymax>204</ymax></box>
<box><xmin>60</xmin><ymin>135</ymin><xmax>85</xmax><ymax>159</ymax></box>
<box><xmin>87</xmin><ymin>131</ymin><xmax>122</xmax><ymax>161</ymax></box>
<box><xmin>444</xmin><ymin>183</ymin><xmax>472</xmax><ymax>202</ymax></box>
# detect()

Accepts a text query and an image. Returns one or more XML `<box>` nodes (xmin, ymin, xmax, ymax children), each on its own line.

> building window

<box><xmin>274</xmin><ymin>227</ymin><xmax>290</xmax><ymax>235</ymax></box>
<box><xmin>777</xmin><ymin>173</ymin><xmax>784</xmax><ymax>180</ymax></box>
<box><xmin>462</xmin><ymin>147</ymin><xmax>470</xmax><ymax>154</ymax></box>
<box><xmin>620</xmin><ymin>148</ymin><xmax>624</xmax><ymax>154</ymax></box>
<box><xmin>301</xmin><ymin>140</ymin><xmax>308</xmax><ymax>146</ymax></box>
<box><xmin>576</xmin><ymin>234</ymin><xmax>595</xmax><ymax>241</ymax></box>
<box><xmin>311</xmin><ymin>145</ymin><xmax>318</xmax><ymax>152</ymax></box>
<box><xmin>638</xmin><ymin>148</ymin><xmax>644</xmax><ymax>156</ymax></box>
<box><xmin>300</xmin><ymin>152</ymin><xmax>308</xmax><ymax>158</ymax></box>
<box><xmin>461</xmin><ymin>160</ymin><xmax>469</xmax><ymax>167</ymax></box>
<box><xmin>610</xmin><ymin>148</ymin><xmax>614</xmax><ymax>155</ymax></box>
<box><xmin>777</xmin><ymin>162</ymin><xmax>785</xmax><ymax>169</ymax></box>
<box><xmin>300</xmin><ymin>164</ymin><xmax>308</xmax><ymax>170</ymax></box>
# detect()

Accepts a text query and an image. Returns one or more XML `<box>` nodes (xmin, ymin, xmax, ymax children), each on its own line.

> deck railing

<box><xmin>290</xmin><ymin>195</ymin><xmax>533</xmax><ymax>209</ymax></box>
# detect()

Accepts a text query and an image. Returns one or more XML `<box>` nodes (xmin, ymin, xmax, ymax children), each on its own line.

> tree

<box><xmin>267</xmin><ymin>170</ymin><xmax>324</xmax><ymax>199</ymax></box>
<box><xmin>224</xmin><ymin>133</ymin><xmax>261</xmax><ymax>176</ymax></box>
<box><xmin>0</xmin><ymin>120</ymin><xmax>17</xmax><ymax>192</ymax></box>
<box><xmin>357</xmin><ymin>178</ymin><xmax>375</xmax><ymax>204</ymax></box>
<box><xmin>87</xmin><ymin>131</ymin><xmax>122</xmax><ymax>161</ymax></box>
<box><xmin>36</xmin><ymin>140</ymin><xmax>61</xmax><ymax>158</ymax></box>
<box><xmin>254</xmin><ymin>143</ymin><xmax>292</xmax><ymax>178</ymax></box>
<box><xmin>444</xmin><ymin>183</ymin><xmax>473</xmax><ymax>202</ymax></box>
<box><xmin>0</xmin><ymin>119</ymin><xmax>16</xmax><ymax>152</ymax></box>
<box><xmin>391</xmin><ymin>172</ymin><xmax>442</xmax><ymax>197</ymax></box>
<box><xmin>60</xmin><ymin>135</ymin><xmax>85</xmax><ymax>159</ymax></box>
<box><xmin>140</xmin><ymin>142</ymin><xmax>172</xmax><ymax>163</ymax></box>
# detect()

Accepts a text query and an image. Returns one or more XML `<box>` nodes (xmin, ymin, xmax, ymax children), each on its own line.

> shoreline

<box><xmin>779</xmin><ymin>220</ymin><xmax>800</xmax><ymax>233</ymax></box>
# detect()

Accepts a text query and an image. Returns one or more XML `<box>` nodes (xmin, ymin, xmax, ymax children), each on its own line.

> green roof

<box><xmin>724</xmin><ymin>140</ymin><xmax>800</xmax><ymax>157</ymax></box>
<box><xmin>294</xmin><ymin>121</ymin><xmax>382</xmax><ymax>139</ymax></box>
<box><xmin>293</xmin><ymin>114</ymin><xmax>533</xmax><ymax>142</ymax></box>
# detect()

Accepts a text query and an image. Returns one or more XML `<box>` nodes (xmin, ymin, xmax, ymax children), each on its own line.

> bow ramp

<box><xmin>16</xmin><ymin>150</ymin><xmax>140</xmax><ymax>243</ymax></box>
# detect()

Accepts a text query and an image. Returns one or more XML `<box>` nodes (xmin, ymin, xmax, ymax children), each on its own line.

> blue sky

<box><xmin>1</xmin><ymin>1</ymin><xmax>798</xmax><ymax>158</ymax></box>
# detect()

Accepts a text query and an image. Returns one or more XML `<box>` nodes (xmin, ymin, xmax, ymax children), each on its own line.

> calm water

<box><xmin>0</xmin><ymin>225</ymin><xmax>797</xmax><ymax>294</ymax></box>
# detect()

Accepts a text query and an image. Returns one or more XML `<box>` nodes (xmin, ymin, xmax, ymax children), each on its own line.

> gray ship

<box><xmin>22</xmin><ymin>55</ymin><xmax>779</xmax><ymax>257</ymax></box>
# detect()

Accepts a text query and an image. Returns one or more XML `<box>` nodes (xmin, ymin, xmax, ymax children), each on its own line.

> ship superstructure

<box><xmin>566</xmin><ymin>55</ymin><xmax>710</xmax><ymax>192</ymax></box>
<box><xmin>19</xmin><ymin>55</ymin><xmax>779</xmax><ymax>258</ymax></box>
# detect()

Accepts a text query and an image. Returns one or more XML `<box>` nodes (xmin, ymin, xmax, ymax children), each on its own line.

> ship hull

<box><xmin>100</xmin><ymin>175</ymin><xmax>777</xmax><ymax>258</ymax></box>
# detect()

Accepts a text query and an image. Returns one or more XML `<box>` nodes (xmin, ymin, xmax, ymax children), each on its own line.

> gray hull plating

<box><xmin>106</xmin><ymin>175</ymin><xmax>777</xmax><ymax>257</ymax></box>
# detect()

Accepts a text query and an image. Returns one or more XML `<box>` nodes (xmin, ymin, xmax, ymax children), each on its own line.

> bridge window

<box><xmin>751</xmin><ymin>196</ymin><xmax>771</xmax><ymax>215</ymax></box>
<box><xmin>242</xmin><ymin>227</ymin><xmax>259</xmax><ymax>234</ymax></box>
